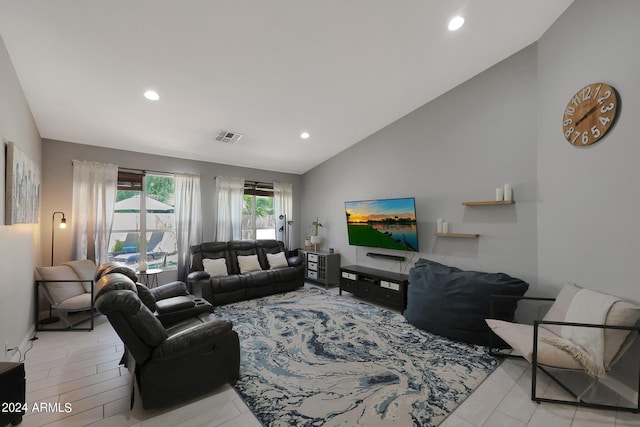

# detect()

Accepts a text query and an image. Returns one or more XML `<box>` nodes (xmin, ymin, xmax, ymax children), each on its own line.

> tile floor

<box><xmin>12</xmin><ymin>288</ymin><xmax>639</xmax><ymax>427</ymax></box>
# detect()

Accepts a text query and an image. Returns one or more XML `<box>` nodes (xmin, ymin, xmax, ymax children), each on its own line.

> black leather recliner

<box><xmin>95</xmin><ymin>262</ymin><xmax>215</xmax><ymax>326</ymax></box>
<box><xmin>94</xmin><ymin>271</ymin><xmax>240</xmax><ymax>409</ymax></box>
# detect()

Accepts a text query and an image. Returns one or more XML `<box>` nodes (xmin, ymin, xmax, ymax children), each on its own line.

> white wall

<box><xmin>0</xmin><ymin>35</ymin><xmax>42</xmax><ymax>360</ymax></box>
<box><xmin>302</xmin><ymin>44</ymin><xmax>540</xmax><ymax>291</ymax></box>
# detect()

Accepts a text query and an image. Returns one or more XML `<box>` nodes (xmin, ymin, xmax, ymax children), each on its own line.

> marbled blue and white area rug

<box><xmin>216</xmin><ymin>287</ymin><xmax>499</xmax><ymax>426</ymax></box>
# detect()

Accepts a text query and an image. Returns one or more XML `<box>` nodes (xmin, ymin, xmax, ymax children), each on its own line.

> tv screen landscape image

<box><xmin>345</xmin><ymin>197</ymin><xmax>419</xmax><ymax>252</ymax></box>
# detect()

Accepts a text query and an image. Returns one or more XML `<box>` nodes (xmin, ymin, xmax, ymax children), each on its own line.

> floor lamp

<box><xmin>41</xmin><ymin>211</ymin><xmax>67</xmax><ymax>324</ymax></box>
<box><xmin>278</xmin><ymin>214</ymin><xmax>293</xmax><ymax>251</ymax></box>
<box><xmin>51</xmin><ymin>211</ymin><xmax>67</xmax><ymax>265</ymax></box>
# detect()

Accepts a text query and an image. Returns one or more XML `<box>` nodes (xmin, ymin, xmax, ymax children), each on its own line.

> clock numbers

<box><xmin>593</xmin><ymin>84</ymin><xmax>602</xmax><ymax>99</ymax></box>
<box><xmin>571</xmin><ymin>94</ymin><xmax>581</xmax><ymax>107</ymax></box>
<box><xmin>562</xmin><ymin>83</ymin><xmax>618</xmax><ymax>146</ymax></box>
<box><xmin>571</xmin><ymin>131</ymin><xmax>581</xmax><ymax>144</ymax></box>
<box><xmin>599</xmin><ymin>116</ymin><xmax>611</xmax><ymax>126</ymax></box>
<box><xmin>601</xmin><ymin>102</ymin><xmax>615</xmax><ymax>113</ymax></box>
<box><xmin>597</xmin><ymin>90</ymin><xmax>611</xmax><ymax>104</ymax></box>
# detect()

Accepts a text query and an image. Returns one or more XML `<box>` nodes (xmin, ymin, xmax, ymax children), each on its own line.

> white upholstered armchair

<box><xmin>35</xmin><ymin>259</ymin><xmax>97</xmax><ymax>331</ymax></box>
<box><xmin>486</xmin><ymin>283</ymin><xmax>640</xmax><ymax>413</ymax></box>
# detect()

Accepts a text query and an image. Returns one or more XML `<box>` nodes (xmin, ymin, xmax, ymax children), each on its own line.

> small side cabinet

<box><xmin>300</xmin><ymin>250</ymin><xmax>341</xmax><ymax>288</ymax></box>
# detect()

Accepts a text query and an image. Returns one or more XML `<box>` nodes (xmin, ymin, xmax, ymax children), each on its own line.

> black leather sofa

<box><xmin>94</xmin><ymin>270</ymin><xmax>240</xmax><ymax>409</ymax></box>
<box><xmin>187</xmin><ymin>240</ymin><xmax>304</xmax><ymax>306</ymax></box>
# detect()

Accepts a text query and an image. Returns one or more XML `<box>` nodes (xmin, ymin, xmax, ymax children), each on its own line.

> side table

<box><xmin>137</xmin><ymin>268</ymin><xmax>162</xmax><ymax>288</ymax></box>
<box><xmin>0</xmin><ymin>362</ymin><xmax>25</xmax><ymax>426</ymax></box>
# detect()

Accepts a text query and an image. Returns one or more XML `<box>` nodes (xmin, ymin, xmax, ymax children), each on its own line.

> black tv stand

<box><xmin>339</xmin><ymin>265</ymin><xmax>409</xmax><ymax>310</ymax></box>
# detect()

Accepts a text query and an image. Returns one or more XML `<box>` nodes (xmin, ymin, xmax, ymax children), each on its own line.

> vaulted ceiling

<box><xmin>0</xmin><ymin>1</ymin><xmax>573</xmax><ymax>174</ymax></box>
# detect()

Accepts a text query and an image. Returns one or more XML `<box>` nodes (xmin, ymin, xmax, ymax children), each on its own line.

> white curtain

<box><xmin>71</xmin><ymin>160</ymin><xmax>118</xmax><ymax>263</ymax></box>
<box><xmin>215</xmin><ymin>176</ymin><xmax>244</xmax><ymax>241</ymax></box>
<box><xmin>174</xmin><ymin>174</ymin><xmax>202</xmax><ymax>280</ymax></box>
<box><xmin>273</xmin><ymin>181</ymin><xmax>293</xmax><ymax>249</ymax></box>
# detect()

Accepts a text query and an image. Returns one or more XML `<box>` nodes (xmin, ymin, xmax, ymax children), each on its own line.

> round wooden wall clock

<box><xmin>562</xmin><ymin>82</ymin><xmax>619</xmax><ymax>146</ymax></box>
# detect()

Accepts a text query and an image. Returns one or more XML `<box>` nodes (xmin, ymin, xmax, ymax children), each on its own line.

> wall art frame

<box><xmin>5</xmin><ymin>141</ymin><xmax>40</xmax><ymax>224</ymax></box>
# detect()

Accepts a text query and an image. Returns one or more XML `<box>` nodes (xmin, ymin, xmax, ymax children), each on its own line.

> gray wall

<box><xmin>536</xmin><ymin>0</ymin><xmax>640</xmax><ymax>303</ymax></box>
<box><xmin>303</xmin><ymin>0</ymin><xmax>640</xmax><ymax>306</ymax></box>
<box><xmin>0</xmin><ymin>35</ymin><xmax>42</xmax><ymax>360</ymax></box>
<box><xmin>301</xmin><ymin>0</ymin><xmax>640</xmax><ymax>390</ymax></box>
<box><xmin>303</xmin><ymin>44</ymin><xmax>540</xmax><ymax>292</ymax></box>
<box><xmin>41</xmin><ymin>139</ymin><xmax>303</xmax><ymax>282</ymax></box>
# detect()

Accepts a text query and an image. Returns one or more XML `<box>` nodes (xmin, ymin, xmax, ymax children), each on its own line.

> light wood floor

<box><xmin>13</xmin><ymin>289</ymin><xmax>639</xmax><ymax>427</ymax></box>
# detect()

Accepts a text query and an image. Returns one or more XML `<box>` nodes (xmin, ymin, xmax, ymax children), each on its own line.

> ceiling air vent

<box><xmin>215</xmin><ymin>130</ymin><xmax>243</xmax><ymax>144</ymax></box>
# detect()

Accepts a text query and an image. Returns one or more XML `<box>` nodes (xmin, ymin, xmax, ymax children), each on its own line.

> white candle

<box><xmin>496</xmin><ymin>188</ymin><xmax>504</xmax><ymax>201</ymax></box>
<box><xmin>437</xmin><ymin>218</ymin><xmax>443</xmax><ymax>233</ymax></box>
<box><xmin>442</xmin><ymin>222</ymin><xmax>449</xmax><ymax>233</ymax></box>
<box><xmin>504</xmin><ymin>184</ymin><xmax>513</xmax><ymax>201</ymax></box>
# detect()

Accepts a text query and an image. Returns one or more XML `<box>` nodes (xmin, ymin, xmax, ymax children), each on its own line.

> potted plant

<box><xmin>310</xmin><ymin>217</ymin><xmax>323</xmax><ymax>247</ymax></box>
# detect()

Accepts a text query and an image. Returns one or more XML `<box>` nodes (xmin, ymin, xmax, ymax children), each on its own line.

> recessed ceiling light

<box><xmin>448</xmin><ymin>16</ymin><xmax>465</xmax><ymax>31</ymax></box>
<box><xmin>300</xmin><ymin>132</ymin><xmax>310</xmax><ymax>140</ymax></box>
<box><xmin>143</xmin><ymin>90</ymin><xmax>160</xmax><ymax>101</ymax></box>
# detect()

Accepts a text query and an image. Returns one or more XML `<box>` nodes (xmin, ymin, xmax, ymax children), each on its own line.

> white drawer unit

<box><xmin>341</xmin><ymin>272</ymin><xmax>357</xmax><ymax>281</ymax></box>
<box><xmin>380</xmin><ymin>280</ymin><xmax>401</xmax><ymax>291</ymax></box>
<box><xmin>301</xmin><ymin>250</ymin><xmax>341</xmax><ymax>288</ymax></box>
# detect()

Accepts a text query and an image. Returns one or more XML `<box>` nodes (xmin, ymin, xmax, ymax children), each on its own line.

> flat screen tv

<box><xmin>345</xmin><ymin>197</ymin><xmax>419</xmax><ymax>252</ymax></box>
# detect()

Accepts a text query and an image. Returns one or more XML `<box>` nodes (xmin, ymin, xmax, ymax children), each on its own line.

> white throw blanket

<box><xmin>541</xmin><ymin>288</ymin><xmax>619</xmax><ymax>378</ymax></box>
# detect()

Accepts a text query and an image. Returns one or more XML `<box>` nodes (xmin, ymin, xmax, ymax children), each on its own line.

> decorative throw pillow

<box><xmin>404</xmin><ymin>258</ymin><xmax>529</xmax><ymax>347</ymax></box>
<box><xmin>542</xmin><ymin>282</ymin><xmax>640</xmax><ymax>368</ymax></box>
<box><xmin>266</xmin><ymin>252</ymin><xmax>288</xmax><ymax>269</ymax></box>
<box><xmin>541</xmin><ymin>282</ymin><xmax>580</xmax><ymax>336</ymax></box>
<box><xmin>202</xmin><ymin>258</ymin><xmax>229</xmax><ymax>277</ymax></box>
<box><xmin>237</xmin><ymin>255</ymin><xmax>262</xmax><ymax>273</ymax></box>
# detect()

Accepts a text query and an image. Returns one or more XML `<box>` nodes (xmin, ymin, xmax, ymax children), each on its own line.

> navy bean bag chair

<box><xmin>404</xmin><ymin>259</ymin><xmax>529</xmax><ymax>347</ymax></box>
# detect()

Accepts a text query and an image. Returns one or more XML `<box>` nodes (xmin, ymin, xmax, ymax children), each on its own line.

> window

<box><xmin>108</xmin><ymin>171</ymin><xmax>177</xmax><ymax>270</ymax></box>
<box><xmin>242</xmin><ymin>181</ymin><xmax>275</xmax><ymax>240</ymax></box>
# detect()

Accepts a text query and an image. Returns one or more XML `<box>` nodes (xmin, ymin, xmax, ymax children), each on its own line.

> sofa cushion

<box><xmin>543</xmin><ymin>283</ymin><xmax>640</xmax><ymax>368</ymax></box>
<box><xmin>541</xmin><ymin>282</ymin><xmax>580</xmax><ymax>336</ymax></box>
<box><xmin>191</xmin><ymin>241</ymin><xmax>232</xmax><ymax>272</ymax></box>
<box><xmin>156</xmin><ymin>296</ymin><xmax>195</xmax><ymax>314</ymax></box>
<box><xmin>486</xmin><ymin>319</ymin><xmax>583</xmax><ymax>370</ymax></box>
<box><xmin>266</xmin><ymin>252</ymin><xmax>288</xmax><ymax>269</ymax></box>
<box><xmin>203</xmin><ymin>258</ymin><xmax>229</xmax><ymax>277</ymax></box>
<box><xmin>95</xmin><ymin>272</ymin><xmax>138</xmax><ymax>300</ymax></box>
<box><xmin>95</xmin><ymin>262</ymin><xmax>139</xmax><ymax>283</ymax></box>
<box><xmin>136</xmin><ymin>283</ymin><xmax>158</xmax><ymax>312</ymax></box>
<box><xmin>238</xmin><ymin>255</ymin><xmax>262</xmax><ymax>273</ymax></box>
<box><xmin>404</xmin><ymin>259</ymin><xmax>529</xmax><ymax>346</ymax></box>
<box><xmin>36</xmin><ymin>265</ymin><xmax>87</xmax><ymax>306</ymax></box>
<box><xmin>256</xmin><ymin>240</ymin><xmax>286</xmax><ymax>268</ymax></box>
<box><xmin>62</xmin><ymin>259</ymin><xmax>97</xmax><ymax>292</ymax></box>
